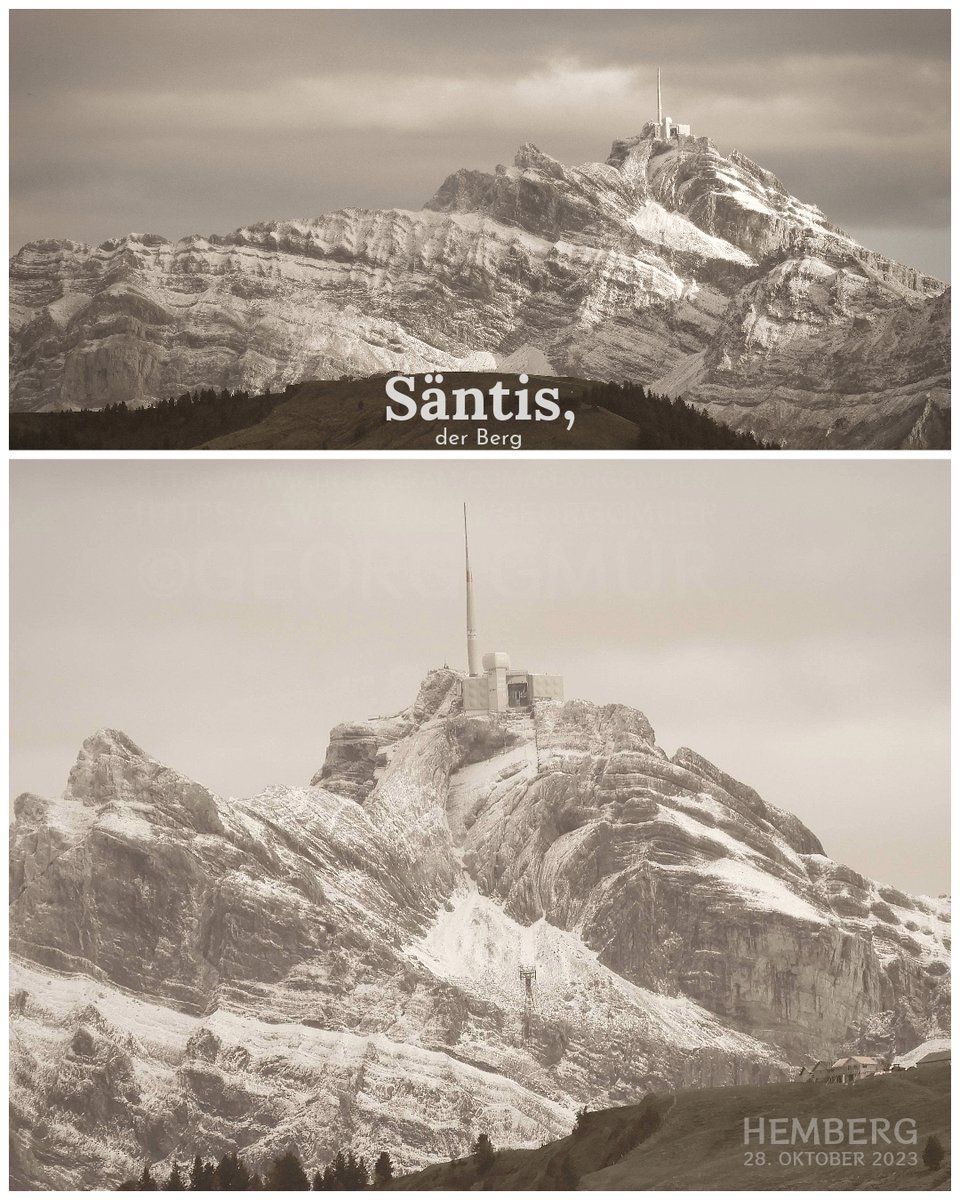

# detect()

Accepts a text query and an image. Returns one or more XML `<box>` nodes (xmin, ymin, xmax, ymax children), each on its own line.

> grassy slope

<box><xmin>201</xmin><ymin>374</ymin><xmax>641</xmax><ymax>451</ymax></box>
<box><xmin>392</xmin><ymin>1064</ymin><xmax>950</xmax><ymax>1190</ymax></box>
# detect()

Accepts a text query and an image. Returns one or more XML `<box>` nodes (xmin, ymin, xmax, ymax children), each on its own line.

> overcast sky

<box><xmin>9</xmin><ymin>9</ymin><xmax>950</xmax><ymax>278</ymax></box>
<box><xmin>10</xmin><ymin>459</ymin><xmax>949</xmax><ymax>896</ymax></box>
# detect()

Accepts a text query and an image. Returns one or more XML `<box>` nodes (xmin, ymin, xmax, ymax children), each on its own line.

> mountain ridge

<box><xmin>10</xmin><ymin>669</ymin><xmax>950</xmax><ymax>1188</ymax></box>
<box><xmin>9</xmin><ymin>128</ymin><xmax>949</xmax><ymax>447</ymax></box>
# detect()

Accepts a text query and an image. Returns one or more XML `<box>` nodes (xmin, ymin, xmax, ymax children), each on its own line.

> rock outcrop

<box><xmin>9</xmin><ymin>127</ymin><xmax>949</xmax><ymax>448</ymax></box>
<box><xmin>10</xmin><ymin>670</ymin><xmax>950</xmax><ymax>1188</ymax></box>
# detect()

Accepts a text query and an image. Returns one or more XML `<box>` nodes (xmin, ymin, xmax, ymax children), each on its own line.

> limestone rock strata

<box><xmin>10</xmin><ymin>670</ymin><xmax>949</xmax><ymax>1187</ymax></box>
<box><xmin>9</xmin><ymin>128</ymin><xmax>948</xmax><ymax>448</ymax></box>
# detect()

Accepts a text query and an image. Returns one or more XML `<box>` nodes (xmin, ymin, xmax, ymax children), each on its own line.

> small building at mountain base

<box><xmin>916</xmin><ymin>1049</ymin><xmax>950</xmax><ymax>1068</ymax></box>
<box><xmin>801</xmin><ymin>1056</ymin><xmax>888</xmax><ymax>1085</ymax></box>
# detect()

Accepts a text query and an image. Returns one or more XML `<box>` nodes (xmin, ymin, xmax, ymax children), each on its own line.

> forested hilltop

<box><xmin>9</xmin><ymin>375</ymin><xmax>776</xmax><ymax>451</ymax></box>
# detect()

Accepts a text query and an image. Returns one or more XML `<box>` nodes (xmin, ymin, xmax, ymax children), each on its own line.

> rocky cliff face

<box><xmin>9</xmin><ymin>126</ymin><xmax>949</xmax><ymax>448</ymax></box>
<box><xmin>10</xmin><ymin>671</ymin><xmax>950</xmax><ymax>1188</ymax></box>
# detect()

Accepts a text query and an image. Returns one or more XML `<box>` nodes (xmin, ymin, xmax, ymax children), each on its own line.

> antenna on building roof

<box><xmin>651</xmin><ymin>69</ymin><xmax>691</xmax><ymax>141</ymax></box>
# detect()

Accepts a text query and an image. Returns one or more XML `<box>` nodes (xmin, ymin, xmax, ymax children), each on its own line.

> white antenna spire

<box><xmin>464</xmin><ymin>504</ymin><xmax>480</xmax><ymax>677</ymax></box>
<box><xmin>657</xmin><ymin>66</ymin><xmax>662</xmax><ymax>124</ymax></box>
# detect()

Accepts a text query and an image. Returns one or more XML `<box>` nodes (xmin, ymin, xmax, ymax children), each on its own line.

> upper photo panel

<box><xmin>9</xmin><ymin>9</ymin><xmax>950</xmax><ymax>452</ymax></box>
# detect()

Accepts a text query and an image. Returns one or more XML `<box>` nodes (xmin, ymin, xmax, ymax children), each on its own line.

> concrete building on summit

<box><xmin>462</xmin><ymin>652</ymin><xmax>565</xmax><ymax>713</ymax></box>
<box><xmin>459</xmin><ymin>506</ymin><xmax>564</xmax><ymax>714</ymax></box>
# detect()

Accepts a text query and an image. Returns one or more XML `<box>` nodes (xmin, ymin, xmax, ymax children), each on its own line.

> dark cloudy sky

<box><xmin>10</xmin><ymin>459</ymin><xmax>949</xmax><ymax>896</ymax></box>
<box><xmin>9</xmin><ymin>9</ymin><xmax>951</xmax><ymax>278</ymax></box>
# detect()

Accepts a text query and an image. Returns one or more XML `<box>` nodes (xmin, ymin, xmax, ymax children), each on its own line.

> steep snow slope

<box><xmin>9</xmin><ymin>127</ymin><xmax>948</xmax><ymax>447</ymax></box>
<box><xmin>9</xmin><ymin>670</ymin><xmax>949</xmax><ymax>1188</ymax></box>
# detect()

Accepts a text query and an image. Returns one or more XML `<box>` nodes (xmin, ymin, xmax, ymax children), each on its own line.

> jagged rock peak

<box><xmin>97</xmin><ymin>232</ymin><xmax>170</xmax><ymax>251</ymax></box>
<box><xmin>62</xmin><ymin>726</ymin><xmax>225</xmax><ymax>834</ymax></box>
<box><xmin>64</xmin><ymin>728</ymin><xmax>150</xmax><ymax>803</ymax></box>
<box><xmin>79</xmin><ymin>726</ymin><xmax>147</xmax><ymax>758</ymax></box>
<box><xmin>411</xmin><ymin>666</ymin><xmax>463</xmax><ymax>721</ymax></box>
<box><xmin>729</xmin><ymin>149</ymin><xmax>792</xmax><ymax>194</ymax></box>
<box><xmin>671</xmin><ymin>745</ymin><xmax>825</xmax><ymax>856</ymax></box>
<box><xmin>310</xmin><ymin>667</ymin><xmax>462</xmax><ymax>796</ymax></box>
<box><xmin>513</xmin><ymin>142</ymin><xmax>567</xmax><ymax>177</ymax></box>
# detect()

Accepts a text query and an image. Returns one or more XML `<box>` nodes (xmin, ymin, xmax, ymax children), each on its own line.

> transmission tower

<box><xmin>519</xmin><ymin>965</ymin><xmax>536</xmax><ymax>1040</ymax></box>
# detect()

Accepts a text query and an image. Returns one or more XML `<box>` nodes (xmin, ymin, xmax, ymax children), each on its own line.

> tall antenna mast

<box><xmin>657</xmin><ymin>66</ymin><xmax>662</xmax><ymax>124</ymax></box>
<box><xmin>464</xmin><ymin>504</ymin><xmax>480</xmax><ymax>677</ymax></box>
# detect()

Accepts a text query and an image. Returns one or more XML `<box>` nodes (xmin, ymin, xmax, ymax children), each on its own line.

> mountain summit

<box><xmin>10</xmin><ymin>670</ymin><xmax>949</xmax><ymax>1188</ymax></box>
<box><xmin>9</xmin><ymin>129</ymin><xmax>949</xmax><ymax>447</ymax></box>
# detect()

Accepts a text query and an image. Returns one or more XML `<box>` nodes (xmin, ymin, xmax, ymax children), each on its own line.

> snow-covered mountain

<box><xmin>10</xmin><ymin>670</ymin><xmax>949</xmax><ymax>1189</ymax></box>
<box><xmin>9</xmin><ymin>126</ymin><xmax>949</xmax><ymax>447</ymax></box>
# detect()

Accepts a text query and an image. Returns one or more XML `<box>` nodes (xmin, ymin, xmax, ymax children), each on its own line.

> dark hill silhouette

<box><xmin>9</xmin><ymin>375</ymin><xmax>776</xmax><ymax>451</ymax></box>
<box><xmin>391</xmin><ymin>1064</ymin><xmax>949</xmax><ymax>1191</ymax></box>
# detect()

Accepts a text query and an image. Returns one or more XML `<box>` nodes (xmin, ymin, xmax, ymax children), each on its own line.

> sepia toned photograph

<box><xmin>8</xmin><ymin>9</ymin><xmax>950</xmax><ymax>451</ymax></box>
<box><xmin>5</xmin><ymin>4</ymin><xmax>953</xmax><ymax>1195</ymax></box>
<box><xmin>9</xmin><ymin>457</ymin><xmax>950</xmax><ymax>1189</ymax></box>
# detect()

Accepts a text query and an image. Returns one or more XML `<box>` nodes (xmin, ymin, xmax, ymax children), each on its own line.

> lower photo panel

<box><xmin>8</xmin><ymin>457</ymin><xmax>950</xmax><ymax>1191</ymax></box>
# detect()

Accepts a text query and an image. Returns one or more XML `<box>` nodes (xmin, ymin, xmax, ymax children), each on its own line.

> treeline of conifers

<box><xmin>117</xmin><ymin>1134</ymin><xmax>502</xmax><ymax>1191</ymax></box>
<box><xmin>9</xmin><ymin>387</ymin><xmax>286</xmax><ymax>450</ymax></box>
<box><xmin>573</xmin><ymin>381</ymin><xmax>776</xmax><ymax>450</ymax></box>
<box><xmin>120</xmin><ymin>1147</ymin><xmax>390</xmax><ymax>1191</ymax></box>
